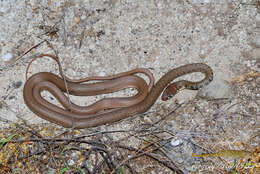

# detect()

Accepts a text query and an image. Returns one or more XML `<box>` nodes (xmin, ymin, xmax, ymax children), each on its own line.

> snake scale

<box><xmin>23</xmin><ymin>54</ymin><xmax>213</xmax><ymax>129</ymax></box>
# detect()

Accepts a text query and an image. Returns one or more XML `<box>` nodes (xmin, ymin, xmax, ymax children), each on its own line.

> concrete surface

<box><xmin>0</xmin><ymin>0</ymin><xmax>259</xmax><ymax>126</ymax></box>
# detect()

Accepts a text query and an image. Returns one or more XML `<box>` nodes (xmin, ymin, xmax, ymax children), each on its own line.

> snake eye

<box><xmin>165</xmin><ymin>94</ymin><xmax>173</xmax><ymax>101</ymax></box>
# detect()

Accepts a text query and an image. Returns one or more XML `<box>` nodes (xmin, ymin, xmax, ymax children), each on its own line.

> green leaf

<box><xmin>117</xmin><ymin>166</ymin><xmax>125</xmax><ymax>174</ymax></box>
<box><xmin>0</xmin><ymin>134</ymin><xmax>17</xmax><ymax>147</ymax></box>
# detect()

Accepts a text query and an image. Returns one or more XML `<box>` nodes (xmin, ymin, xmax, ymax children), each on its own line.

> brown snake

<box><xmin>23</xmin><ymin>54</ymin><xmax>213</xmax><ymax>129</ymax></box>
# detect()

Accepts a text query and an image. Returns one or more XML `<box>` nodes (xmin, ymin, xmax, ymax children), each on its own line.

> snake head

<box><xmin>161</xmin><ymin>83</ymin><xmax>179</xmax><ymax>101</ymax></box>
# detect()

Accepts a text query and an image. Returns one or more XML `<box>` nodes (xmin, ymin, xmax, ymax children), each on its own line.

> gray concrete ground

<box><xmin>0</xmin><ymin>0</ymin><xmax>258</xmax><ymax>124</ymax></box>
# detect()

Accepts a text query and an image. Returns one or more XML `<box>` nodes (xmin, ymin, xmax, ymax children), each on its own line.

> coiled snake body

<box><xmin>23</xmin><ymin>54</ymin><xmax>213</xmax><ymax>129</ymax></box>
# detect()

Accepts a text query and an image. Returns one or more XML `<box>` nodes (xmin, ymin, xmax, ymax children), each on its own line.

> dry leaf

<box><xmin>74</xmin><ymin>17</ymin><xmax>81</xmax><ymax>25</ymax></box>
<box><xmin>232</xmin><ymin>72</ymin><xmax>260</xmax><ymax>83</ymax></box>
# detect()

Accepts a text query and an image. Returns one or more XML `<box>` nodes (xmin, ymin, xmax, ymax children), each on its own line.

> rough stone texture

<box><xmin>197</xmin><ymin>78</ymin><xmax>233</xmax><ymax>99</ymax></box>
<box><xmin>1</xmin><ymin>0</ymin><xmax>259</xmax><ymax>124</ymax></box>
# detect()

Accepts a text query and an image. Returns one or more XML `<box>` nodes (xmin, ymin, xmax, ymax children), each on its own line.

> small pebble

<box><xmin>12</xmin><ymin>81</ymin><xmax>23</xmax><ymax>89</ymax></box>
<box><xmin>2</xmin><ymin>53</ymin><xmax>13</xmax><ymax>62</ymax></box>
<box><xmin>170</xmin><ymin>138</ymin><xmax>183</xmax><ymax>147</ymax></box>
<box><xmin>8</xmin><ymin>96</ymin><xmax>15</xmax><ymax>100</ymax></box>
<box><xmin>67</xmin><ymin>159</ymin><xmax>75</xmax><ymax>165</ymax></box>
